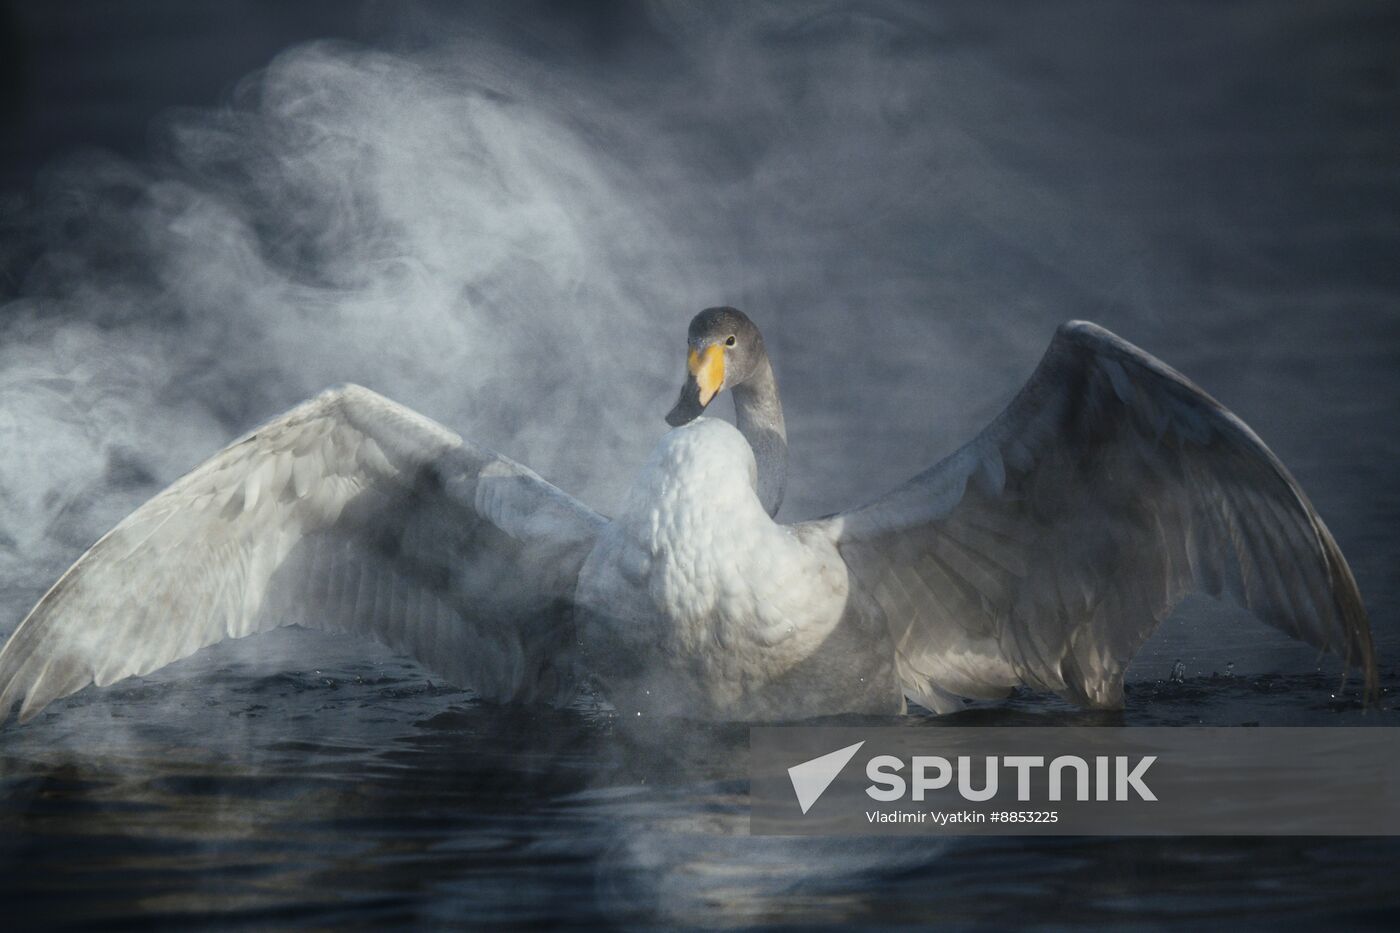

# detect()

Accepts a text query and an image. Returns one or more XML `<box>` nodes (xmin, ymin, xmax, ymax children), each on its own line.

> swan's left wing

<box><xmin>804</xmin><ymin>322</ymin><xmax>1376</xmax><ymax>712</ymax></box>
<box><xmin>0</xmin><ymin>384</ymin><xmax>604</xmax><ymax>723</ymax></box>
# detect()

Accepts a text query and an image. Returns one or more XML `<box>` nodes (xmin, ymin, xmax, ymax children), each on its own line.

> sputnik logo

<box><xmin>788</xmin><ymin>740</ymin><xmax>865</xmax><ymax>814</ymax></box>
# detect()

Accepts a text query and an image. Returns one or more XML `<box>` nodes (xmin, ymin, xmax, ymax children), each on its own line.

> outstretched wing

<box><xmin>808</xmin><ymin>321</ymin><xmax>1375</xmax><ymax>711</ymax></box>
<box><xmin>0</xmin><ymin>384</ymin><xmax>605</xmax><ymax>722</ymax></box>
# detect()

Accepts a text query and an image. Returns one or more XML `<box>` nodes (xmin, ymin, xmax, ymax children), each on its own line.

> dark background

<box><xmin>0</xmin><ymin>2</ymin><xmax>653</xmax><ymax>184</ymax></box>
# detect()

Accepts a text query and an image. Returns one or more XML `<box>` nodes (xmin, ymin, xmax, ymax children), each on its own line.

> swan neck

<box><xmin>732</xmin><ymin>353</ymin><xmax>787</xmax><ymax>516</ymax></box>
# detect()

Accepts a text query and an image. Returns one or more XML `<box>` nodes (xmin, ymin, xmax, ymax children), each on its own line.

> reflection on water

<box><xmin>0</xmin><ymin>652</ymin><xmax>1393</xmax><ymax>929</ymax></box>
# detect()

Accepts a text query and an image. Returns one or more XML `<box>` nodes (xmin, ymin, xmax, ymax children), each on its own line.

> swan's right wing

<box><xmin>0</xmin><ymin>384</ymin><xmax>605</xmax><ymax>722</ymax></box>
<box><xmin>808</xmin><ymin>322</ymin><xmax>1375</xmax><ymax>712</ymax></box>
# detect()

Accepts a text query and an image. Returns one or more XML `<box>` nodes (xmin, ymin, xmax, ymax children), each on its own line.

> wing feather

<box><xmin>0</xmin><ymin>384</ymin><xmax>604</xmax><ymax>722</ymax></box>
<box><xmin>811</xmin><ymin>321</ymin><xmax>1376</xmax><ymax>709</ymax></box>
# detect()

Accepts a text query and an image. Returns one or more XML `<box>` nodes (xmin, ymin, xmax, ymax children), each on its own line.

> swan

<box><xmin>0</xmin><ymin>308</ymin><xmax>1376</xmax><ymax>723</ymax></box>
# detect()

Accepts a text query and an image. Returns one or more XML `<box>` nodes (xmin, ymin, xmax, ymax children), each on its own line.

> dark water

<box><xmin>2</xmin><ymin>1</ymin><xmax>1400</xmax><ymax>929</ymax></box>
<box><xmin>0</xmin><ymin>650</ymin><xmax>1396</xmax><ymax>930</ymax></box>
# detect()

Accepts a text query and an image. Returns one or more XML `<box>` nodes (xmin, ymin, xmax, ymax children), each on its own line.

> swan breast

<box><xmin>575</xmin><ymin>419</ymin><xmax>862</xmax><ymax>717</ymax></box>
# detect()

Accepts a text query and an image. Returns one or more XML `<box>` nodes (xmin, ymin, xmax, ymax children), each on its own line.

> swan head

<box><xmin>665</xmin><ymin>307</ymin><xmax>767</xmax><ymax>427</ymax></box>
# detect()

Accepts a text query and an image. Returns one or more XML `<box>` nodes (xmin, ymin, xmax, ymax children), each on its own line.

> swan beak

<box><xmin>666</xmin><ymin>344</ymin><xmax>725</xmax><ymax>426</ymax></box>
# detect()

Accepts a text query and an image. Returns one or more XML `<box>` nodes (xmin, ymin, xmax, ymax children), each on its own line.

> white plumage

<box><xmin>576</xmin><ymin>419</ymin><xmax>895</xmax><ymax>719</ymax></box>
<box><xmin>0</xmin><ymin>318</ymin><xmax>1377</xmax><ymax>723</ymax></box>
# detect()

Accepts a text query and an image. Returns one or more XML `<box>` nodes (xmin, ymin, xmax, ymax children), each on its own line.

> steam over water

<box><xmin>0</xmin><ymin>1</ymin><xmax>1398</xmax><ymax>927</ymax></box>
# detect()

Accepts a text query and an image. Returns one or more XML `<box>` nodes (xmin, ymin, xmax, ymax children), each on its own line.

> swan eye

<box><xmin>725</xmin><ymin>335</ymin><xmax>737</xmax><ymax>347</ymax></box>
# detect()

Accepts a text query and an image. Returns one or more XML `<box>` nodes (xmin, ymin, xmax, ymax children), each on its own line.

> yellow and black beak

<box><xmin>666</xmin><ymin>344</ymin><xmax>725</xmax><ymax>427</ymax></box>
